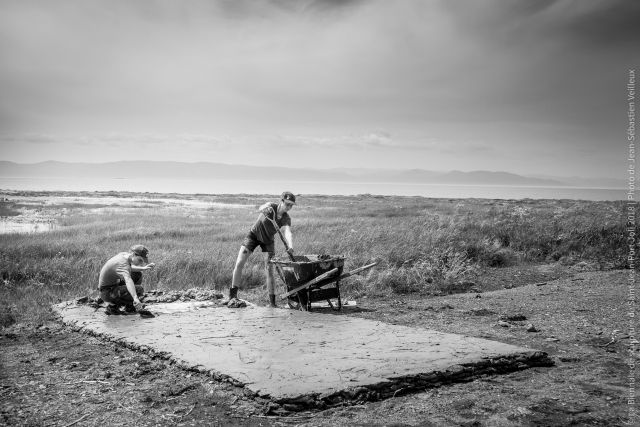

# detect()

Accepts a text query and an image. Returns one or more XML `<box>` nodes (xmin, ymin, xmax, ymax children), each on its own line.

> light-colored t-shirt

<box><xmin>98</xmin><ymin>252</ymin><xmax>133</xmax><ymax>290</ymax></box>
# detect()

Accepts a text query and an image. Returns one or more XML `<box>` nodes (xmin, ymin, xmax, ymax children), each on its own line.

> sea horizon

<box><xmin>0</xmin><ymin>176</ymin><xmax>625</xmax><ymax>201</ymax></box>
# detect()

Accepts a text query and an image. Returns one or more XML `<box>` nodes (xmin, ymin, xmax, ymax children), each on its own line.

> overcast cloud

<box><xmin>0</xmin><ymin>0</ymin><xmax>637</xmax><ymax>178</ymax></box>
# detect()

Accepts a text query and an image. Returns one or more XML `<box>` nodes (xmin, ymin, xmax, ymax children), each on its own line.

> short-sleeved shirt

<box><xmin>98</xmin><ymin>252</ymin><xmax>133</xmax><ymax>291</ymax></box>
<box><xmin>249</xmin><ymin>202</ymin><xmax>291</xmax><ymax>245</ymax></box>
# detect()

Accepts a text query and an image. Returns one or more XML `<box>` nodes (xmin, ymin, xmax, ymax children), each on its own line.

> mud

<box><xmin>2</xmin><ymin>269</ymin><xmax>634</xmax><ymax>425</ymax></box>
<box><xmin>54</xmin><ymin>301</ymin><xmax>552</xmax><ymax>411</ymax></box>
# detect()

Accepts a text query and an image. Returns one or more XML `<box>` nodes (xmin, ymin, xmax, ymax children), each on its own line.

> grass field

<box><xmin>0</xmin><ymin>192</ymin><xmax>633</xmax><ymax>325</ymax></box>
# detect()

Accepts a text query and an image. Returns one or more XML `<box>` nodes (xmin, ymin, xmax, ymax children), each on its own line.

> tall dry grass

<box><xmin>0</xmin><ymin>194</ymin><xmax>632</xmax><ymax>325</ymax></box>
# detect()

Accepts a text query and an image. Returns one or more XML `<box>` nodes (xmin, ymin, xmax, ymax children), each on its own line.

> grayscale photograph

<box><xmin>0</xmin><ymin>1</ymin><xmax>637</xmax><ymax>425</ymax></box>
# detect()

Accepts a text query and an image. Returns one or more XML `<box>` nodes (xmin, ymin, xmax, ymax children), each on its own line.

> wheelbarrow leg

<box><xmin>324</xmin><ymin>279</ymin><xmax>342</xmax><ymax>311</ymax></box>
<box><xmin>299</xmin><ymin>293</ymin><xmax>306</xmax><ymax>311</ymax></box>
<box><xmin>292</xmin><ymin>291</ymin><xmax>309</xmax><ymax>311</ymax></box>
<box><xmin>287</xmin><ymin>293</ymin><xmax>305</xmax><ymax>311</ymax></box>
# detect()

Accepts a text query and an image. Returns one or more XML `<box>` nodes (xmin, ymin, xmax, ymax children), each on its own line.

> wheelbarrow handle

<box><xmin>338</xmin><ymin>262</ymin><xmax>378</xmax><ymax>280</ymax></box>
<box><xmin>264</xmin><ymin>208</ymin><xmax>295</xmax><ymax>261</ymax></box>
<box><xmin>280</xmin><ymin>268</ymin><xmax>339</xmax><ymax>299</ymax></box>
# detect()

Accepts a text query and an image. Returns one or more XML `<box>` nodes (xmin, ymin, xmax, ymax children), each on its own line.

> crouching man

<box><xmin>98</xmin><ymin>244</ymin><xmax>155</xmax><ymax>316</ymax></box>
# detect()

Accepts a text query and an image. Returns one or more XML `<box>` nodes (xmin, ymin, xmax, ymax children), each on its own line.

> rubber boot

<box><xmin>222</xmin><ymin>287</ymin><xmax>239</xmax><ymax>306</ymax></box>
<box><xmin>105</xmin><ymin>304</ymin><xmax>123</xmax><ymax>315</ymax></box>
<box><xmin>269</xmin><ymin>294</ymin><xmax>277</xmax><ymax>308</ymax></box>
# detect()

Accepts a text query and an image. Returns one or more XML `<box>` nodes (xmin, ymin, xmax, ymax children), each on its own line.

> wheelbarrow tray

<box><xmin>270</xmin><ymin>254</ymin><xmax>345</xmax><ymax>311</ymax></box>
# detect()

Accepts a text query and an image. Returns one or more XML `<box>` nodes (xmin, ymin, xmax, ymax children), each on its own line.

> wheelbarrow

<box><xmin>270</xmin><ymin>254</ymin><xmax>377</xmax><ymax>311</ymax></box>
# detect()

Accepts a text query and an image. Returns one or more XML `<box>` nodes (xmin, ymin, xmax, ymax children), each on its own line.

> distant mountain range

<box><xmin>0</xmin><ymin>161</ymin><xmax>624</xmax><ymax>188</ymax></box>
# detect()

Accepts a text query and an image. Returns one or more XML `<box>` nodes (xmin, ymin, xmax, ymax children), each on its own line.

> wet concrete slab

<box><xmin>54</xmin><ymin>302</ymin><xmax>551</xmax><ymax>405</ymax></box>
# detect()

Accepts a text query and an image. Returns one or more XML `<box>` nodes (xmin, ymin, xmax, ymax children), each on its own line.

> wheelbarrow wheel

<box><xmin>287</xmin><ymin>293</ymin><xmax>308</xmax><ymax>311</ymax></box>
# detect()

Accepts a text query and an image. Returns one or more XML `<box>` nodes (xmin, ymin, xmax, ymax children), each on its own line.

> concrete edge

<box><xmin>268</xmin><ymin>351</ymin><xmax>554</xmax><ymax>413</ymax></box>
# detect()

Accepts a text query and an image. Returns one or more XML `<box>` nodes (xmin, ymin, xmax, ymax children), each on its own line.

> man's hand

<box><xmin>134</xmin><ymin>301</ymin><xmax>155</xmax><ymax>318</ymax></box>
<box><xmin>262</xmin><ymin>206</ymin><xmax>274</xmax><ymax>216</ymax></box>
<box><xmin>144</xmin><ymin>263</ymin><xmax>156</xmax><ymax>270</ymax></box>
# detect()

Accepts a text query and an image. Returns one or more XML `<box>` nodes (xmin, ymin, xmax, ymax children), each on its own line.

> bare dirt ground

<box><xmin>1</xmin><ymin>266</ymin><xmax>636</xmax><ymax>426</ymax></box>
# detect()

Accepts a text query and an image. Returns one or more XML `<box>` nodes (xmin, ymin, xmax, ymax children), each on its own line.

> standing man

<box><xmin>98</xmin><ymin>244</ymin><xmax>155</xmax><ymax>316</ymax></box>
<box><xmin>228</xmin><ymin>191</ymin><xmax>296</xmax><ymax>307</ymax></box>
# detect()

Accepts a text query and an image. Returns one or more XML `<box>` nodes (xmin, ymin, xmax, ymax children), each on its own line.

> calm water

<box><xmin>0</xmin><ymin>220</ymin><xmax>55</xmax><ymax>234</ymax></box>
<box><xmin>0</xmin><ymin>176</ymin><xmax>625</xmax><ymax>201</ymax></box>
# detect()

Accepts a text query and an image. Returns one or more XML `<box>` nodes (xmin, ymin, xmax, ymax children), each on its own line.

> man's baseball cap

<box><xmin>281</xmin><ymin>191</ymin><xmax>296</xmax><ymax>204</ymax></box>
<box><xmin>130</xmin><ymin>244</ymin><xmax>149</xmax><ymax>263</ymax></box>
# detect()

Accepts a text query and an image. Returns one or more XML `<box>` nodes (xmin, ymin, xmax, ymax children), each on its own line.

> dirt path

<box><xmin>1</xmin><ymin>269</ymin><xmax>636</xmax><ymax>426</ymax></box>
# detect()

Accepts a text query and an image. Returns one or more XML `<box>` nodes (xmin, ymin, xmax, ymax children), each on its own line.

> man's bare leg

<box><xmin>229</xmin><ymin>246</ymin><xmax>250</xmax><ymax>300</ymax></box>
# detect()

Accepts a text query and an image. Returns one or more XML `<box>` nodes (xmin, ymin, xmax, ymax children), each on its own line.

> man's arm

<box><xmin>258</xmin><ymin>202</ymin><xmax>274</xmax><ymax>215</ymax></box>
<box><xmin>115</xmin><ymin>265</ymin><xmax>142</xmax><ymax>305</ymax></box>
<box><xmin>131</xmin><ymin>263</ymin><xmax>155</xmax><ymax>272</ymax></box>
<box><xmin>281</xmin><ymin>225</ymin><xmax>293</xmax><ymax>252</ymax></box>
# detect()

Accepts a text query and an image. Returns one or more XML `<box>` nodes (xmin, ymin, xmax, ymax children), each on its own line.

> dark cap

<box><xmin>130</xmin><ymin>244</ymin><xmax>149</xmax><ymax>262</ymax></box>
<box><xmin>281</xmin><ymin>191</ymin><xmax>296</xmax><ymax>204</ymax></box>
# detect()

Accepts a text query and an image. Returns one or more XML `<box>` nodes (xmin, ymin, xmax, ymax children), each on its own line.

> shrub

<box><xmin>485</xmin><ymin>247</ymin><xmax>517</xmax><ymax>267</ymax></box>
<box><xmin>0</xmin><ymin>304</ymin><xmax>16</xmax><ymax>327</ymax></box>
<box><xmin>371</xmin><ymin>249</ymin><xmax>478</xmax><ymax>295</ymax></box>
<box><xmin>375</xmin><ymin>269</ymin><xmax>421</xmax><ymax>294</ymax></box>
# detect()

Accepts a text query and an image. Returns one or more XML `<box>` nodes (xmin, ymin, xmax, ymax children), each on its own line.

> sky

<box><xmin>0</xmin><ymin>0</ymin><xmax>638</xmax><ymax>179</ymax></box>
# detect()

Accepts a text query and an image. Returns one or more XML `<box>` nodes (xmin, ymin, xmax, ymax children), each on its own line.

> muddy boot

<box><xmin>227</xmin><ymin>298</ymin><xmax>247</xmax><ymax>308</ymax></box>
<box><xmin>226</xmin><ymin>287</ymin><xmax>248</xmax><ymax>308</ymax></box>
<box><xmin>222</xmin><ymin>287</ymin><xmax>239</xmax><ymax>306</ymax></box>
<box><xmin>105</xmin><ymin>304</ymin><xmax>124</xmax><ymax>315</ymax></box>
<box><xmin>269</xmin><ymin>294</ymin><xmax>277</xmax><ymax>308</ymax></box>
<box><xmin>138</xmin><ymin>308</ymin><xmax>155</xmax><ymax>318</ymax></box>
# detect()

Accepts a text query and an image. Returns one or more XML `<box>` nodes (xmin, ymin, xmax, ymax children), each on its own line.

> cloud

<box><xmin>541</xmin><ymin>0</ymin><xmax>640</xmax><ymax>47</ymax></box>
<box><xmin>0</xmin><ymin>0</ymin><xmax>470</xmax><ymax>132</ymax></box>
<box><xmin>267</xmin><ymin>132</ymin><xmax>495</xmax><ymax>155</ymax></box>
<box><xmin>270</xmin><ymin>132</ymin><xmax>396</xmax><ymax>149</ymax></box>
<box><xmin>0</xmin><ymin>132</ymin><xmax>233</xmax><ymax>152</ymax></box>
<box><xmin>0</xmin><ymin>0</ymin><xmax>631</xmax><ymax>178</ymax></box>
<box><xmin>214</xmin><ymin>0</ymin><xmax>364</xmax><ymax>17</ymax></box>
<box><xmin>441</xmin><ymin>0</ymin><xmax>640</xmax><ymax>47</ymax></box>
<box><xmin>0</xmin><ymin>133</ymin><xmax>59</xmax><ymax>145</ymax></box>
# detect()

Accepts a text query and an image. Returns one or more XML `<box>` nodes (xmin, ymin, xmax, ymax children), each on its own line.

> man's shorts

<box><xmin>242</xmin><ymin>232</ymin><xmax>275</xmax><ymax>254</ymax></box>
<box><xmin>99</xmin><ymin>272</ymin><xmax>144</xmax><ymax>305</ymax></box>
<box><xmin>100</xmin><ymin>284</ymin><xmax>144</xmax><ymax>305</ymax></box>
